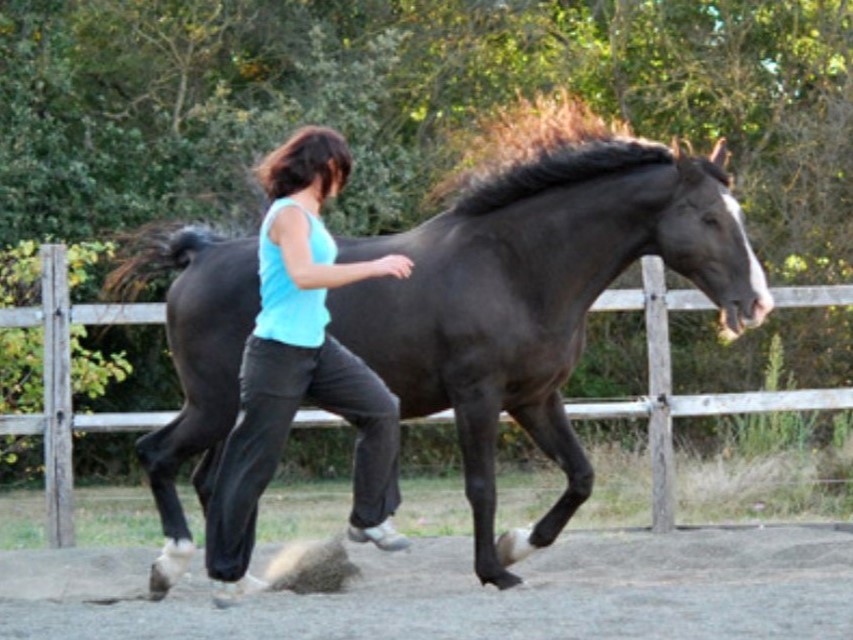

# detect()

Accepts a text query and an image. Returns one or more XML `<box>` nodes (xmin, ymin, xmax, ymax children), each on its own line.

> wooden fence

<box><xmin>2</xmin><ymin>244</ymin><xmax>852</xmax><ymax>548</ymax></box>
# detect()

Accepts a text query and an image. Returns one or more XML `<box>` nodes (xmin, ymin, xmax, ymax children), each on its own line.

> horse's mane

<box><xmin>442</xmin><ymin>93</ymin><xmax>675</xmax><ymax>217</ymax></box>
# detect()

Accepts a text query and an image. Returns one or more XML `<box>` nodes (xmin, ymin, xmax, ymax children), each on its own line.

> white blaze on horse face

<box><xmin>722</xmin><ymin>191</ymin><xmax>774</xmax><ymax>327</ymax></box>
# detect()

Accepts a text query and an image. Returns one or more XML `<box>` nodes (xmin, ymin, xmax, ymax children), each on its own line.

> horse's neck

<box><xmin>506</xmin><ymin>166</ymin><xmax>676</xmax><ymax>322</ymax></box>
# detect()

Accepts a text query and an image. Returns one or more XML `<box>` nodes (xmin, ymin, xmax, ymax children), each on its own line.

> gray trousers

<box><xmin>206</xmin><ymin>334</ymin><xmax>402</xmax><ymax>582</ymax></box>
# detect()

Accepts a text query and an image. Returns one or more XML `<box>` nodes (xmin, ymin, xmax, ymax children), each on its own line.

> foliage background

<box><xmin>0</xmin><ymin>0</ymin><xmax>850</xmax><ymax>483</ymax></box>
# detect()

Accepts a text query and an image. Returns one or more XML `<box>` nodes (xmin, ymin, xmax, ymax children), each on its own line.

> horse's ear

<box><xmin>671</xmin><ymin>137</ymin><xmax>683</xmax><ymax>160</ymax></box>
<box><xmin>671</xmin><ymin>137</ymin><xmax>695</xmax><ymax>161</ymax></box>
<box><xmin>709</xmin><ymin>137</ymin><xmax>729</xmax><ymax>168</ymax></box>
<box><xmin>672</xmin><ymin>137</ymin><xmax>702</xmax><ymax>183</ymax></box>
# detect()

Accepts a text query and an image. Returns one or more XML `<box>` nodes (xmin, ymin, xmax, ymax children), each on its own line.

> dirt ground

<box><xmin>1</xmin><ymin>525</ymin><xmax>853</xmax><ymax>639</ymax></box>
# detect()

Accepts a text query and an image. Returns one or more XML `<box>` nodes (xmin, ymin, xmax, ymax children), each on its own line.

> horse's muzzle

<box><xmin>748</xmin><ymin>293</ymin><xmax>775</xmax><ymax>328</ymax></box>
<box><xmin>719</xmin><ymin>292</ymin><xmax>774</xmax><ymax>341</ymax></box>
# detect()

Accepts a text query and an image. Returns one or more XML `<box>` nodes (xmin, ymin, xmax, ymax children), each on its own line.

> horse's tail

<box><xmin>161</xmin><ymin>226</ymin><xmax>224</xmax><ymax>268</ymax></box>
<box><xmin>103</xmin><ymin>223</ymin><xmax>226</xmax><ymax>301</ymax></box>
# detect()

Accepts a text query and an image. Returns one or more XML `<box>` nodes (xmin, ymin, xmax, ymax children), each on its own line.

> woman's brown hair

<box><xmin>255</xmin><ymin>126</ymin><xmax>353</xmax><ymax>201</ymax></box>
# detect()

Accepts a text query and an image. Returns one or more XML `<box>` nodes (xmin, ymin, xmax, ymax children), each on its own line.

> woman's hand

<box><xmin>371</xmin><ymin>255</ymin><xmax>414</xmax><ymax>280</ymax></box>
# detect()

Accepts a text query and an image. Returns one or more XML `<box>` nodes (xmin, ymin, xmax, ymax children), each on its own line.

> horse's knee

<box><xmin>464</xmin><ymin>475</ymin><xmax>495</xmax><ymax>506</ymax></box>
<box><xmin>571</xmin><ymin>466</ymin><xmax>595</xmax><ymax>502</ymax></box>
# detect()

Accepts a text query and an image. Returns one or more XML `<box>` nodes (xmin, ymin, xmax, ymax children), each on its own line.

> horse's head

<box><xmin>656</xmin><ymin>139</ymin><xmax>774</xmax><ymax>339</ymax></box>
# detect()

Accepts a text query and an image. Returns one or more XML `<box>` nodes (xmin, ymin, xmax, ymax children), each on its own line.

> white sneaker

<box><xmin>211</xmin><ymin>580</ymin><xmax>242</xmax><ymax>609</ymax></box>
<box><xmin>211</xmin><ymin>573</ymin><xmax>270</xmax><ymax>608</ymax></box>
<box><xmin>240</xmin><ymin>573</ymin><xmax>270</xmax><ymax>594</ymax></box>
<box><xmin>347</xmin><ymin>517</ymin><xmax>412</xmax><ymax>552</ymax></box>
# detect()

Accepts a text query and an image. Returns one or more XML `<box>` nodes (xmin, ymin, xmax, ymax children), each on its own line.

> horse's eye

<box><xmin>702</xmin><ymin>213</ymin><xmax>720</xmax><ymax>228</ymax></box>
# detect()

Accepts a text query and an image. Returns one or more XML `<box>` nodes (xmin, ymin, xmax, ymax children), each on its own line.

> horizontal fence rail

<box><xmin>4</xmin><ymin>285</ymin><xmax>852</xmax><ymax>329</ymax></box>
<box><xmin>1</xmin><ymin>245</ymin><xmax>852</xmax><ymax>546</ymax></box>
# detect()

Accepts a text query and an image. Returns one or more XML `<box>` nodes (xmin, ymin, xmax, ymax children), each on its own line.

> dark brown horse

<box><xmin>122</xmin><ymin>129</ymin><xmax>773</xmax><ymax>597</ymax></box>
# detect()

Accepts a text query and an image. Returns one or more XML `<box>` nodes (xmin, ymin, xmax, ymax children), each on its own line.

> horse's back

<box><xmin>163</xmin><ymin>215</ymin><xmax>508</xmax><ymax>419</ymax></box>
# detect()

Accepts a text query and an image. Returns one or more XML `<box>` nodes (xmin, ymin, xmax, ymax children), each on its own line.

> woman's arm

<box><xmin>269</xmin><ymin>205</ymin><xmax>413</xmax><ymax>290</ymax></box>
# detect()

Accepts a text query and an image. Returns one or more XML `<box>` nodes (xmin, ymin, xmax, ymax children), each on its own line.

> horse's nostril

<box><xmin>751</xmin><ymin>295</ymin><xmax>774</xmax><ymax>326</ymax></box>
<box><xmin>742</xmin><ymin>296</ymin><xmax>773</xmax><ymax>328</ymax></box>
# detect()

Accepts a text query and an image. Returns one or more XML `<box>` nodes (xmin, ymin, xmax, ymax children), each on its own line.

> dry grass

<box><xmin>1</xmin><ymin>445</ymin><xmax>851</xmax><ymax>551</ymax></box>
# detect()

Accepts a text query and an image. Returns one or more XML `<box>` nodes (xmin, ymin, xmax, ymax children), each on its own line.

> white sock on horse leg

<box><xmin>496</xmin><ymin>528</ymin><xmax>536</xmax><ymax>567</ymax></box>
<box><xmin>153</xmin><ymin>538</ymin><xmax>196</xmax><ymax>586</ymax></box>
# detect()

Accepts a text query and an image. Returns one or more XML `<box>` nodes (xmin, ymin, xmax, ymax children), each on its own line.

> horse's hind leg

<box><xmin>136</xmin><ymin>413</ymin><xmax>197</xmax><ymax>599</ymax></box>
<box><xmin>137</xmin><ymin>403</ymin><xmax>236</xmax><ymax>599</ymax></box>
<box><xmin>503</xmin><ymin>390</ymin><xmax>595</xmax><ymax>564</ymax></box>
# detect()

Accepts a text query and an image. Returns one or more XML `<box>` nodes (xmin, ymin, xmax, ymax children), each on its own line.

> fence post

<box><xmin>42</xmin><ymin>244</ymin><xmax>75</xmax><ymax>547</ymax></box>
<box><xmin>642</xmin><ymin>256</ymin><xmax>675</xmax><ymax>532</ymax></box>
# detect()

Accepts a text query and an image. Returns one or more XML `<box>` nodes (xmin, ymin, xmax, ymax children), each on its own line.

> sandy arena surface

<box><xmin>2</xmin><ymin>526</ymin><xmax>853</xmax><ymax>639</ymax></box>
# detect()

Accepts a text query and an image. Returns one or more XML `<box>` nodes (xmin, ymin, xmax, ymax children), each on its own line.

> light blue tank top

<box><xmin>252</xmin><ymin>197</ymin><xmax>338</xmax><ymax>347</ymax></box>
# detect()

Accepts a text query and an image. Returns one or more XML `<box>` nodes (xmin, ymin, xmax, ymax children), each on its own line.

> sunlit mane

<box><xmin>443</xmin><ymin>92</ymin><xmax>674</xmax><ymax>217</ymax></box>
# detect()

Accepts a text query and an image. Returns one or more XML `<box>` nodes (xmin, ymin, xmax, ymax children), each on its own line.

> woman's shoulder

<box><xmin>266</xmin><ymin>201</ymin><xmax>311</xmax><ymax>240</ymax></box>
<box><xmin>269</xmin><ymin>196</ymin><xmax>298</xmax><ymax>215</ymax></box>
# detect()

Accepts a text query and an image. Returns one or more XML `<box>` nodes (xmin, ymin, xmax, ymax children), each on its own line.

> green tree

<box><xmin>1</xmin><ymin>0</ymin><xmax>848</xmax><ymax>470</ymax></box>
<box><xmin>0</xmin><ymin>3</ymin><xmax>190</xmax><ymax>245</ymax></box>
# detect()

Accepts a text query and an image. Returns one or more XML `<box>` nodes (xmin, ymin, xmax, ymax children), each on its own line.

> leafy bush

<box><xmin>1</xmin><ymin>241</ymin><xmax>133</xmax><ymax>484</ymax></box>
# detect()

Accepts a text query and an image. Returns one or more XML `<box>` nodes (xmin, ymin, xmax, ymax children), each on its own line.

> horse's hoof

<box><xmin>496</xmin><ymin>528</ymin><xmax>535</xmax><ymax>567</ymax></box>
<box><xmin>149</xmin><ymin>563</ymin><xmax>171</xmax><ymax>601</ymax></box>
<box><xmin>497</xmin><ymin>575</ymin><xmax>525</xmax><ymax>591</ymax></box>
<box><xmin>483</xmin><ymin>569</ymin><xmax>525</xmax><ymax>591</ymax></box>
<box><xmin>148</xmin><ymin>538</ymin><xmax>196</xmax><ymax>600</ymax></box>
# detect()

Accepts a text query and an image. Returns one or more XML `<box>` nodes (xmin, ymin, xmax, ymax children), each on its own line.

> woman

<box><xmin>205</xmin><ymin>126</ymin><xmax>414</xmax><ymax>606</ymax></box>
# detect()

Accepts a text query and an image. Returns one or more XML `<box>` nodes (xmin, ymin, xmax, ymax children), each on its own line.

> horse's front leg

<box><xmin>504</xmin><ymin>390</ymin><xmax>594</xmax><ymax>561</ymax></box>
<box><xmin>453</xmin><ymin>390</ymin><xmax>523</xmax><ymax>590</ymax></box>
